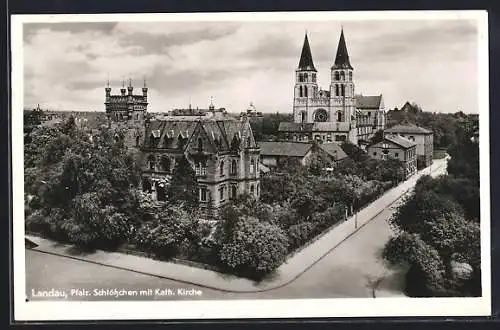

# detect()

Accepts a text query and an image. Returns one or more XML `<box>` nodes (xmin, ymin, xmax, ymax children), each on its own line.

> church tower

<box><xmin>330</xmin><ymin>28</ymin><xmax>356</xmax><ymax>134</ymax></box>
<box><xmin>293</xmin><ymin>33</ymin><xmax>318</xmax><ymax>123</ymax></box>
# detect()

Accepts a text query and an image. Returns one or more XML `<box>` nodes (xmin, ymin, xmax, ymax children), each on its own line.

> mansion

<box><xmin>138</xmin><ymin>106</ymin><xmax>260</xmax><ymax>212</ymax></box>
<box><xmin>279</xmin><ymin>29</ymin><xmax>385</xmax><ymax>146</ymax></box>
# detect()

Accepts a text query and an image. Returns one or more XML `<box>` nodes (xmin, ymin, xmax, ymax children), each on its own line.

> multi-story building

<box><xmin>367</xmin><ymin>134</ymin><xmax>417</xmax><ymax>179</ymax></box>
<box><xmin>384</xmin><ymin>123</ymin><xmax>433</xmax><ymax>168</ymax></box>
<box><xmin>104</xmin><ymin>78</ymin><xmax>148</xmax><ymax>122</ymax></box>
<box><xmin>278</xmin><ymin>29</ymin><xmax>385</xmax><ymax>146</ymax></box>
<box><xmin>139</xmin><ymin>106</ymin><xmax>260</xmax><ymax>213</ymax></box>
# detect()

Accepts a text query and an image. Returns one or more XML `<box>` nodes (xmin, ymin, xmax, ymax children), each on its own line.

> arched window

<box><xmin>250</xmin><ymin>184</ymin><xmax>255</xmax><ymax>195</ymax></box>
<box><xmin>298</xmin><ymin>73</ymin><xmax>303</xmax><ymax>82</ymax></box>
<box><xmin>198</xmin><ymin>137</ymin><xmax>203</xmax><ymax>151</ymax></box>
<box><xmin>312</xmin><ymin>73</ymin><xmax>316</xmax><ymax>82</ymax></box>
<box><xmin>256</xmin><ymin>183</ymin><xmax>259</xmax><ymax>196</ymax></box>
<box><xmin>337</xmin><ymin>111</ymin><xmax>343</xmax><ymax>122</ymax></box>
<box><xmin>341</xmin><ymin>85</ymin><xmax>345</xmax><ymax>97</ymax></box>
<box><xmin>231</xmin><ymin>185</ymin><xmax>237</xmax><ymax>199</ymax></box>
<box><xmin>299</xmin><ymin>85</ymin><xmax>303</xmax><ymax>97</ymax></box>
<box><xmin>220</xmin><ymin>161</ymin><xmax>224</xmax><ymax>176</ymax></box>
<box><xmin>349</xmin><ymin>72</ymin><xmax>353</xmax><ymax>81</ymax></box>
<box><xmin>231</xmin><ymin>160</ymin><xmax>237</xmax><ymax>175</ymax></box>
<box><xmin>148</xmin><ymin>155</ymin><xmax>156</xmax><ymax>170</ymax></box>
<box><xmin>136</xmin><ymin>135</ymin><xmax>140</xmax><ymax>146</ymax></box>
<box><xmin>304</xmin><ymin>86</ymin><xmax>308</xmax><ymax>97</ymax></box>
<box><xmin>250</xmin><ymin>159</ymin><xmax>255</xmax><ymax>174</ymax></box>
<box><xmin>334</xmin><ymin>71</ymin><xmax>340</xmax><ymax>81</ymax></box>
<box><xmin>335</xmin><ymin>85</ymin><xmax>339</xmax><ymax>96</ymax></box>
<box><xmin>303</xmin><ymin>73</ymin><xmax>308</xmax><ymax>82</ymax></box>
<box><xmin>341</xmin><ymin>71</ymin><xmax>345</xmax><ymax>80</ymax></box>
<box><xmin>301</xmin><ymin>111</ymin><xmax>306</xmax><ymax>123</ymax></box>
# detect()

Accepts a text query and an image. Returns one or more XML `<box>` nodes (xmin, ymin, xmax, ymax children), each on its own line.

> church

<box><xmin>278</xmin><ymin>29</ymin><xmax>385</xmax><ymax>146</ymax></box>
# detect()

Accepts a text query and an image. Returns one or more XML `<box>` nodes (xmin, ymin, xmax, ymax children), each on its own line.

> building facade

<box><xmin>139</xmin><ymin>108</ymin><xmax>260</xmax><ymax>213</ymax></box>
<box><xmin>367</xmin><ymin>135</ymin><xmax>417</xmax><ymax>179</ymax></box>
<box><xmin>384</xmin><ymin>123</ymin><xmax>433</xmax><ymax>168</ymax></box>
<box><xmin>279</xmin><ymin>29</ymin><xmax>385</xmax><ymax>146</ymax></box>
<box><xmin>105</xmin><ymin>78</ymin><xmax>148</xmax><ymax>122</ymax></box>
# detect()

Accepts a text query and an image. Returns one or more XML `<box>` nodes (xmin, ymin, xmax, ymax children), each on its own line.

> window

<box><xmin>157</xmin><ymin>183</ymin><xmax>166</xmax><ymax>201</ymax></box>
<box><xmin>142</xmin><ymin>177</ymin><xmax>152</xmax><ymax>193</ymax></box>
<box><xmin>250</xmin><ymin>159</ymin><xmax>255</xmax><ymax>174</ymax></box>
<box><xmin>409</xmin><ymin>136</ymin><xmax>415</xmax><ymax>141</ymax></box>
<box><xmin>341</xmin><ymin>85</ymin><xmax>345</xmax><ymax>96</ymax></box>
<box><xmin>335</xmin><ymin>71</ymin><xmax>340</xmax><ymax>81</ymax></box>
<box><xmin>219</xmin><ymin>186</ymin><xmax>225</xmax><ymax>201</ymax></box>
<box><xmin>373</xmin><ymin>152</ymin><xmax>377</xmax><ymax>156</ymax></box>
<box><xmin>298</xmin><ymin>73</ymin><xmax>303</xmax><ymax>82</ymax></box>
<box><xmin>301</xmin><ymin>111</ymin><xmax>306</xmax><ymax>123</ymax></box>
<box><xmin>148</xmin><ymin>155</ymin><xmax>156</xmax><ymax>170</ymax></box>
<box><xmin>231</xmin><ymin>185</ymin><xmax>237</xmax><ymax>199</ymax></box>
<box><xmin>349</xmin><ymin>72</ymin><xmax>352</xmax><ymax>81</ymax></box>
<box><xmin>335</xmin><ymin>84</ymin><xmax>339</xmax><ymax>96</ymax></box>
<box><xmin>160</xmin><ymin>156</ymin><xmax>171</xmax><ymax>172</ymax></box>
<box><xmin>250</xmin><ymin>184</ymin><xmax>255</xmax><ymax>195</ymax></box>
<box><xmin>304</xmin><ymin>86</ymin><xmax>308</xmax><ymax>97</ymax></box>
<box><xmin>341</xmin><ymin>71</ymin><xmax>345</xmax><ymax>81</ymax></box>
<box><xmin>198</xmin><ymin>138</ymin><xmax>203</xmax><ymax>151</ymax></box>
<box><xmin>312</xmin><ymin>73</ymin><xmax>316</xmax><ymax>82</ymax></box>
<box><xmin>231</xmin><ymin>160</ymin><xmax>237</xmax><ymax>175</ymax></box>
<box><xmin>136</xmin><ymin>135</ymin><xmax>140</xmax><ymax>146</ymax></box>
<box><xmin>256</xmin><ymin>184</ymin><xmax>259</xmax><ymax>196</ymax></box>
<box><xmin>220</xmin><ymin>161</ymin><xmax>224</xmax><ymax>176</ymax></box>
<box><xmin>337</xmin><ymin>111</ymin><xmax>342</xmax><ymax>122</ymax></box>
<box><xmin>199</xmin><ymin>188</ymin><xmax>207</xmax><ymax>202</ymax></box>
<box><xmin>395</xmin><ymin>152</ymin><xmax>399</xmax><ymax>158</ymax></box>
<box><xmin>299</xmin><ymin>85</ymin><xmax>303</xmax><ymax>97</ymax></box>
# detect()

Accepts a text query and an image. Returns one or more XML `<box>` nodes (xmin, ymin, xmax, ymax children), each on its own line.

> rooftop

<box><xmin>384</xmin><ymin>134</ymin><xmax>416</xmax><ymax>149</ymax></box>
<box><xmin>385</xmin><ymin>123</ymin><xmax>433</xmax><ymax>134</ymax></box>
<box><xmin>355</xmin><ymin>95</ymin><xmax>383</xmax><ymax>109</ymax></box>
<box><xmin>318</xmin><ymin>142</ymin><xmax>348</xmax><ymax>160</ymax></box>
<box><xmin>259</xmin><ymin>141</ymin><xmax>313</xmax><ymax>157</ymax></box>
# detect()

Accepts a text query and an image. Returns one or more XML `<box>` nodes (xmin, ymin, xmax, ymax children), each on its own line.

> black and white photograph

<box><xmin>12</xmin><ymin>11</ymin><xmax>490</xmax><ymax>320</ymax></box>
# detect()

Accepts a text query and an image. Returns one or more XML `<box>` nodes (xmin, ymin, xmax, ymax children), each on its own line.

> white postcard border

<box><xmin>11</xmin><ymin>10</ymin><xmax>491</xmax><ymax>321</ymax></box>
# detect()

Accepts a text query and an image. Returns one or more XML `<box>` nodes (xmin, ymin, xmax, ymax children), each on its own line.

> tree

<box><xmin>369</xmin><ymin>129</ymin><xmax>384</xmax><ymax>145</ymax></box>
<box><xmin>218</xmin><ymin>216</ymin><xmax>289</xmax><ymax>279</ymax></box>
<box><xmin>166</xmin><ymin>154</ymin><xmax>199</xmax><ymax>208</ymax></box>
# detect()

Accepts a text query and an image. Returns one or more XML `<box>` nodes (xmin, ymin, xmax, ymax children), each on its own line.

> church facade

<box><xmin>279</xmin><ymin>29</ymin><xmax>385</xmax><ymax>146</ymax></box>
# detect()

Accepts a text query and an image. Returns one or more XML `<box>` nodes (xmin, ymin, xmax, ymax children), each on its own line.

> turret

<box><xmin>127</xmin><ymin>78</ymin><xmax>133</xmax><ymax>96</ymax></box>
<box><xmin>142</xmin><ymin>78</ymin><xmax>148</xmax><ymax>102</ymax></box>
<box><xmin>120</xmin><ymin>79</ymin><xmax>126</xmax><ymax>96</ymax></box>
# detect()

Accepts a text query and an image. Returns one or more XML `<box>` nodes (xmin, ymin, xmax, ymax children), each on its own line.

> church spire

<box><xmin>298</xmin><ymin>33</ymin><xmax>317</xmax><ymax>72</ymax></box>
<box><xmin>333</xmin><ymin>28</ymin><xmax>353</xmax><ymax>70</ymax></box>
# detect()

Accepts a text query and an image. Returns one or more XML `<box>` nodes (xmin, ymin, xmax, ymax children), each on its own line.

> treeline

<box><xmin>250</xmin><ymin>112</ymin><xmax>293</xmax><ymax>141</ymax></box>
<box><xmin>383</xmin><ymin>131</ymin><xmax>480</xmax><ymax>297</ymax></box>
<box><xmin>387</xmin><ymin>104</ymin><xmax>477</xmax><ymax>149</ymax></box>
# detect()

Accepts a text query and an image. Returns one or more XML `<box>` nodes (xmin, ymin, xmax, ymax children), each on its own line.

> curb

<box><xmin>28</xmin><ymin>161</ymin><xmax>447</xmax><ymax>293</ymax></box>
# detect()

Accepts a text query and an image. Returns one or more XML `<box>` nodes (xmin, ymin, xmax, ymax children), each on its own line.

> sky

<box><xmin>22</xmin><ymin>18</ymin><xmax>480</xmax><ymax>114</ymax></box>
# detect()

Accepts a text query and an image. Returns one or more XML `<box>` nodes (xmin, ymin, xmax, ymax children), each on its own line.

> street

<box><xmin>25</xmin><ymin>159</ymin><xmax>447</xmax><ymax>301</ymax></box>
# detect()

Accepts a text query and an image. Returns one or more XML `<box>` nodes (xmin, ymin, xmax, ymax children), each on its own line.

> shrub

<box><xmin>218</xmin><ymin>216</ymin><xmax>289</xmax><ymax>279</ymax></box>
<box><xmin>287</xmin><ymin>221</ymin><xmax>317</xmax><ymax>251</ymax></box>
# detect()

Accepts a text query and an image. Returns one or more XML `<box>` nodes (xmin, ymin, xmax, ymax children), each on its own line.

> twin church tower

<box><xmin>286</xmin><ymin>28</ymin><xmax>385</xmax><ymax>145</ymax></box>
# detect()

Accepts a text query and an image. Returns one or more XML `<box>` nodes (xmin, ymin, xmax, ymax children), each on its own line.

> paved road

<box><xmin>26</xmin><ymin>159</ymin><xmax>447</xmax><ymax>301</ymax></box>
<box><xmin>26</xmin><ymin>193</ymin><xmax>405</xmax><ymax>301</ymax></box>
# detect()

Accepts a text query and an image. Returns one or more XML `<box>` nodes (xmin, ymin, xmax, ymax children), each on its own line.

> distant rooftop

<box><xmin>385</xmin><ymin>123</ymin><xmax>432</xmax><ymax>134</ymax></box>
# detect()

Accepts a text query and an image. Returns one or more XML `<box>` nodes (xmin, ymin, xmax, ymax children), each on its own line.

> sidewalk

<box><xmin>26</xmin><ymin>158</ymin><xmax>448</xmax><ymax>293</ymax></box>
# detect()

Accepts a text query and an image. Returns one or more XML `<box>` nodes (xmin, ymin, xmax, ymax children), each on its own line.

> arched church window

<box><xmin>299</xmin><ymin>86</ymin><xmax>303</xmax><ymax>97</ymax></box>
<box><xmin>220</xmin><ymin>161</ymin><xmax>224</xmax><ymax>176</ymax></box>
<box><xmin>337</xmin><ymin>111</ymin><xmax>343</xmax><ymax>122</ymax></box>
<box><xmin>349</xmin><ymin>72</ymin><xmax>353</xmax><ymax>81</ymax></box>
<box><xmin>312</xmin><ymin>73</ymin><xmax>316</xmax><ymax>82</ymax></box>
<box><xmin>250</xmin><ymin>159</ymin><xmax>256</xmax><ymax>174</ymax></box>
<box><xmin>304</xmin><ymin>86</ymin><xmax>308</xmax><ymax>97</ymax></box>
<box><xmin>341</xmin><ymin>71</ymin><xmax>345</xmax><ymax>81</ymax></box>
<box><xmin>231</xmin><ymin>160</ymin><xmax>237</xmax><ymax>175</ymax></box>
<box><xmin>301</xmin><ymin>111</ymin><xmax>306</xmax><ymax>123</ymax></box>
<box><xmin>334</xmin><ymin>72</ymin><xmax>340</xmax><ymax>81</ymax></box>
<box><xmin>341</xmin><ymin>85</ymin><xmax>345</xmax><ymax>97</ymax></box>
<box><xmin>314</xmin><ymin>109</ymin><xmax>328</xmax><ymax>122</ymax></box>
<box><xmin>335</xmin><ymin>85</ymin><xmax>339</xmax><ymax>97</ymax></box>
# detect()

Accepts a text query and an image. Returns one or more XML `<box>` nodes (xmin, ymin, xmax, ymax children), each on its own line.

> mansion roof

<box><xmin>143</xmin><ymin>115</ymin><xmax>256</xmax><ymax>152</ymax></box>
